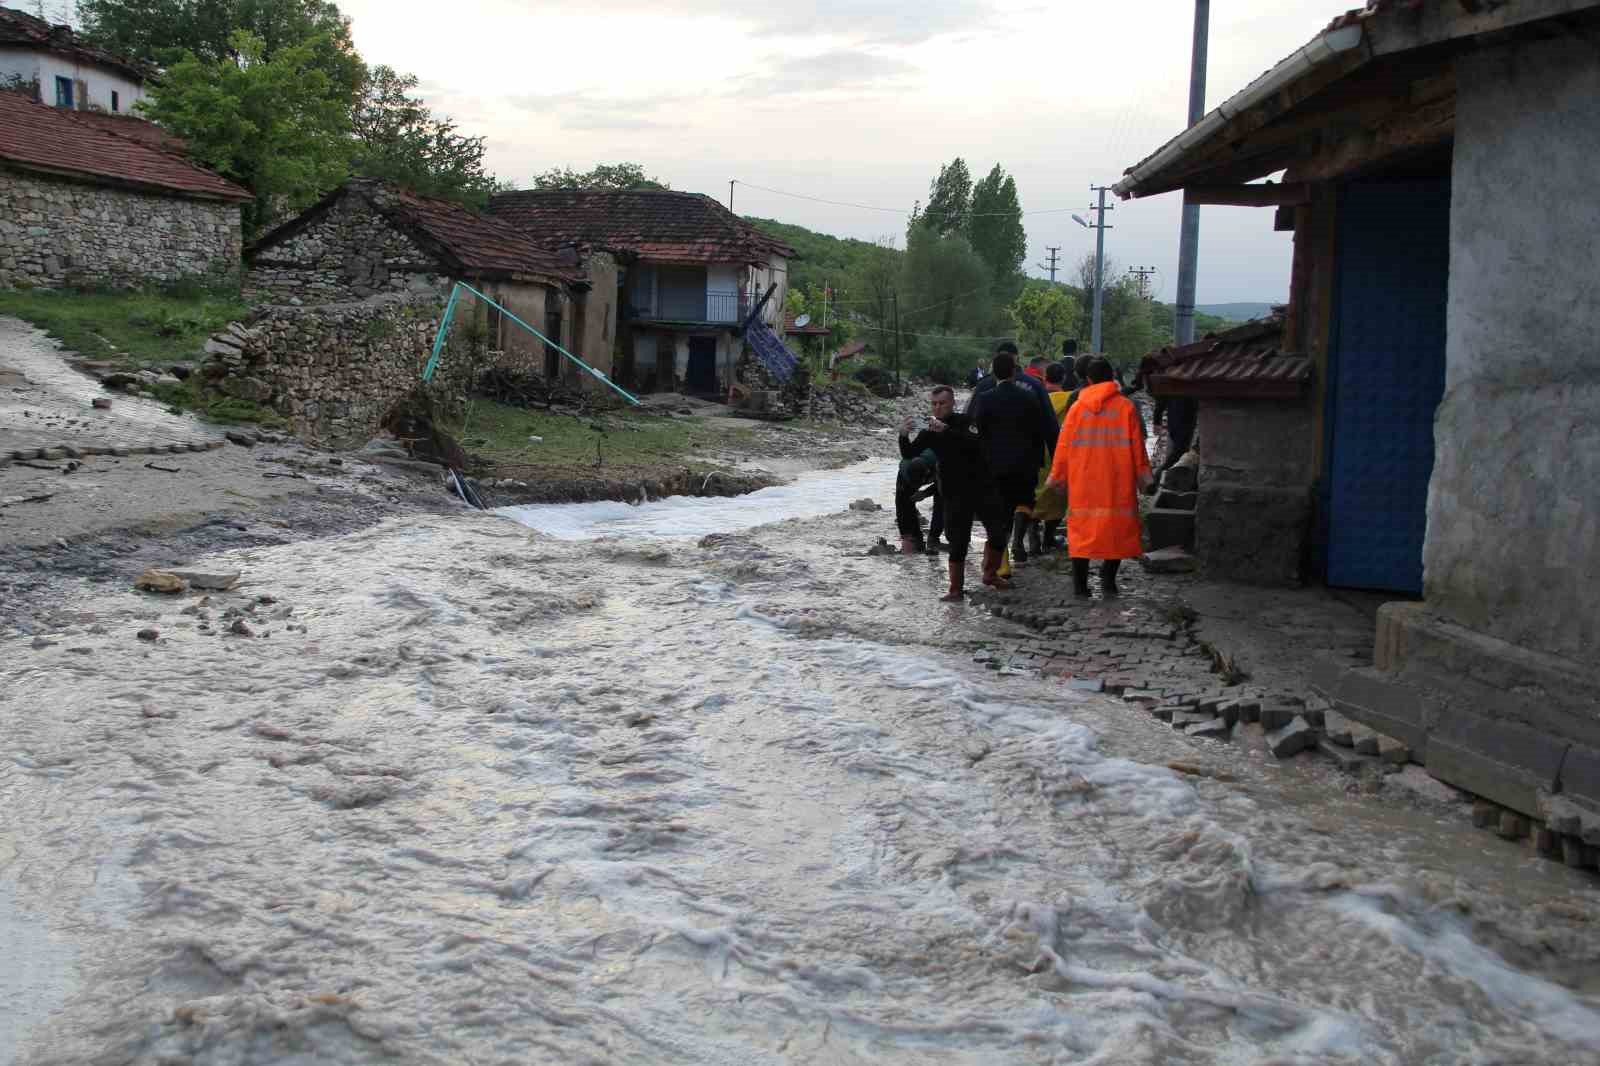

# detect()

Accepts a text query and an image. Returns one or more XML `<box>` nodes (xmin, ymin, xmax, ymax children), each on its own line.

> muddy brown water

<box><xmin>3</xmin><ymin>462</ymin><xmax>1598</xmax><ymax>1065</ymax></box>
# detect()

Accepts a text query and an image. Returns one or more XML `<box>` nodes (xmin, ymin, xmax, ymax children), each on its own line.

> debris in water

<box><xmin>170</xmin><ymin>570</ymin><xmax>241</xmax><ymax>591</ymax></box>
<box><xmin>134</xmin><ymin>569</ymin><xmax>188</xmax><ymax>594</ymax></box>
<box><xmin>136</xmin><ymin>628</ymin><xmax>159</xmax><ymax>641</ymax></box>
<box><xmin>865</xmin><ymin>537</ymin><xmax>896</xmax><ymax>556</ymax></box>
<box><xmin>848</xmin><ymin>497</ymin><xmax>882</xmax><ymax>512</ymax></box>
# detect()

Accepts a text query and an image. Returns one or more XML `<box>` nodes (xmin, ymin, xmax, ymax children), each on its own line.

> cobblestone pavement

<box><xmin>0</xmin><ymin>315</ymin><xmax>227</xmax><ymax>463</ymax></box>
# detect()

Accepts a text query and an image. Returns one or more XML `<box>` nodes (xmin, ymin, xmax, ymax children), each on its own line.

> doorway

<box><xmin>686</xmin><ymin>336</ymin><xmax>717</xmax><ymax>394</ymax></box>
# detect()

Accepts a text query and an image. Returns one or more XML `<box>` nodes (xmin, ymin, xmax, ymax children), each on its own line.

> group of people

<box><xmin>896</xmin><ymin>340</ymin><xmax>1153</xmax><ymax>603</ymax></box>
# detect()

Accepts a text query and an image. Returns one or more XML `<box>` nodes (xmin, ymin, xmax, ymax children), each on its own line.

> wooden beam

<box><xmin>1184</xmin><ymin>182</ymin><xmax>1310</xmax><ymax>207</ymax></box>
<box><xmin>1366</xmin><ymin>0</ymin><xmax>1600</xmax><ymax>57</ymax></box>
<box><xmin>1290</xmin><ymin>93</ymin><xmax>1455</xmax><ymax>184</ymax></box>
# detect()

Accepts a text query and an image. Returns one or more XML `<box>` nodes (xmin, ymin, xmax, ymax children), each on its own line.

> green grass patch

<box><xmin>450</xmin><ymin>400</ymin><xmax>751</xmax><ymax>475</ymax></box>
<box><xmin>147</xmin><ymin>377</ymin><xmax>284</xmax><ymax>427</ymax></box>
<box><xmin>0</xmin><ymin>287</ymin><xmax>248</xmax><ymax>371</ymax></box>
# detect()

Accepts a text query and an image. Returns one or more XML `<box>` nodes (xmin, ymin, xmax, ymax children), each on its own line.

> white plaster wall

<box><xmin>0</xmin><ymin>46</ymin><xmax>40</xmax><ymax>86</ymax></box>
<box><xmin>745</xmin><ymin>255</ymin><xmax>789</xmax><ymax>328</ymax></box>
<box><xmin>706</xmin><ymin>263</ymin><xmax>739</xmax><ymax>321</ymax></box>
<box><xmin>33</xmin><ymin>53</ymin><xmax>145</xmax><ymax>112</ymax></box>
<box><xmin>1427</xmin><ymin>34</ymin><xmax>1600</xmax><ymax>662</ymax></box>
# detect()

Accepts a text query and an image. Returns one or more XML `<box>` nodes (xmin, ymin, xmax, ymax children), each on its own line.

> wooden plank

<box><xmin>1290</xmin><ymin>93</ymin><xmax>1455</xmax><ymax>184</ymax></box>
<box><xmin>1366</xmin><ymin>0</ymin><xmax>1600</xmax><ymax>57</ymax></box>
<box><xmin>1185</xmin><ymin>182</ymin><xmax>1310</xmax><ymax>207</ymax></box>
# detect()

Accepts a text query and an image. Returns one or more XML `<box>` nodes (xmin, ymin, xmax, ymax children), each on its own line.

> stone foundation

<box><xmin>1192</xmin><ymin>400</ymin><xmax>1314</xmax><ymax>585</ymax></box>
<box><xmin>0</xmin><ymin>168</ymin><xmax>241</xmax><ymax>290</ymax></box>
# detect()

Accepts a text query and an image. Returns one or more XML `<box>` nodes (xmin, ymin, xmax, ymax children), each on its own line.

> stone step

<box><xmin>1145</xmin><ymin>508</ymin><xmax>1196</xmax><ymax>552</ymax></box>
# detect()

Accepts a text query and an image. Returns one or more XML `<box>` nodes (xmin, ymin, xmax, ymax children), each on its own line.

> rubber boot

<box><xmin>900</xmin><ymin>535</ymin><xmax>923</xmax><ymax>556</ymax></box>
<box><xmin>1100</xmin><ymin>559</ymin><xmax>1122</xmax><ymax>599</ymax></box>
<box><xmin>1027</xmin><ymin>521</ymin><xmax>1043</xmax><ymax>557</ymax></box>
<box><xmin>1042</xmin><ymin>521</ymin><xmax>1061</xmax><ymax>551</ymax></box>
<box><xmin>925</xmin><ymin>536</ymin><xmax>943</xmax><ymax>556</ymax></box>
<box><xmin>982</xmin><ymin>544</ymin><xmax>1013</xmax><ymax>589</ymax></box>
<box><xmin>940</xmin><ymin>558</ymin><xmax>965</xmax><ymax>602</ymax></box>
<box><xmin>1010</xmin><ymin>512</ymin><xmax>1030</xmax><ymax>563</ymax></box>
<box><xmin>1072</xmin><ymin>557</ymin><xmax>1092</xmax><ymax>598</ymax></box>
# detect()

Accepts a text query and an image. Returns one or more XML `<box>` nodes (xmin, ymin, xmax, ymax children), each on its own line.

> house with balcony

<box><xmin>0</xmin><ymin>6</ymin><xmax>149</xmax><ymax>113</ymax></box>
<box><xmin>488</xmin><ymin>188</ymin><xmax>797</xmax><ymax>395</ymax></box>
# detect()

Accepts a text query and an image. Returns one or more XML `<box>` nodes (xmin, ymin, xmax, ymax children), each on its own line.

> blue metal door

<box><xmin>1324</xmin><ymin>179</ymin><xmax>1449</xmax><ymax>593</ymax></box>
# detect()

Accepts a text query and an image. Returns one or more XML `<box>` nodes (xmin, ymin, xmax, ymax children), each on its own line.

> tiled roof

<box><xmin>66</xmin><ymin>109</ymin><xmax>188</xmax><ymax>153</ymax></box>
<box><xmin>1145</xmin><ymin>314</ymin><xmax>1313</xmax><ymax>399</ymax></box>
<box><xmin>488</xmin><ymin>189</ymin><xmax>798</xmax><ymax>265</ymax></box>
<box><xmin>0</xmin><ymin>90</ymin><xmax>251</xmax><ymax>201</ymax></box>
<box><xmin>0</xmin><ymin>6</ymin><xmax>151</xmax><ymax>82</ymax></box>
<box><xmin>248</xmin><ymin>180</ymin><xmax>584</xmax><ymax>285</ymax></box>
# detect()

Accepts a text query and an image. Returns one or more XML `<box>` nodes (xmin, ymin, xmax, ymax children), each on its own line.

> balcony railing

<box><xmin>706</xmin><ymin>289</ymin><xmax>743</xmax><ymax>323</ymax></box>
<box><xmin>628</xmin><ymin>289</ymin><xmax>758</xmax><ymax>324</ymax></box>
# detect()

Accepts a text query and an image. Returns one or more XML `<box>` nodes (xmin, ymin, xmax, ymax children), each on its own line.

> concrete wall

<box><xmin>1427</xmin><ymin>35</ymin><xmax>1600</xmax><ymax>664</ymax></box>
<box><xmin>0</xmin><ymin>168</ymin><xmax>240</xmax><ymax>289</ymax></box>
<box><xmin>1194</xmin><ymin>400</ymin><xmax>1315</xmax><ymax>585</ymax></box>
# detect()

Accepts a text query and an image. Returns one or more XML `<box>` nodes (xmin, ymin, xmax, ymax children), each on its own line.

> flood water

<box><xmin>4</xmin><ymin>463</ymin><xmax>1599</xmax><ymax>1065</ymax></box>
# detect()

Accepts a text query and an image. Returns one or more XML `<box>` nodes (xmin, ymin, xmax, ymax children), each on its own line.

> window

<box><xmin>111</xmin><ymin>90</ymin><xmax>119</xmax><ymax>112</ymax></box>
<box><xmin>54</xmin><ymin>76</ymin><xmax>73</xmax><ymax>109</ymax></box>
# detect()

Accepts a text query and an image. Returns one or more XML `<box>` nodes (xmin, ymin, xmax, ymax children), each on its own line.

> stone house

<box><xmin>0</xmin><ymin>89</ymin><xmax>249</xmax><ymax>289</ymax></box>
<box><xmin>488</xmin><ymin>189</ymin><xmax>798</xmax><ymax>395</ymax></box>
<box><xmin>245</xmin><ymin>179</ymin><xmax>610</xmax><ymax>377</ymax></box>
<box><xmin>0</xmin><ymin>5</ymin><xmax>149</xmax><ymax>113</ymax></box>
<box><xmin>1115</xmin><ymin>0</ymin><xmax>1600</xmax><ymax>832</ymax></box>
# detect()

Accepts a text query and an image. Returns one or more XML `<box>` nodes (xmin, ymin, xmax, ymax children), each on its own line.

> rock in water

<box><xmin>848</xmin><ymin>498</ymin><xmax>882</xmax><ymax>512</ymax></box>
<box><xmin>169</xmin><ymin>570</ymin><xmax>241</xmax><ymax>591</ymax></box>
<box><xmin>136</xmin><ymin>628</ymin><xmax>159</xmax><ymax>641</ymax></box>
<box><xmin>134</xmin><ymin>569</ymin><xmax>188</xmax><ymax>595</ymax></box>
<box><xmin>1266</xmin><ymin>716</ymin><xmax>1317</xmax><ymax>758</ymax></box>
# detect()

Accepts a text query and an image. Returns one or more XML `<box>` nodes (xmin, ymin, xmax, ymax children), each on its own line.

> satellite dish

<box><xmin>794</xmin><ymin>314</ymin><xmax>811</xmax><ymax>328</ymax></box>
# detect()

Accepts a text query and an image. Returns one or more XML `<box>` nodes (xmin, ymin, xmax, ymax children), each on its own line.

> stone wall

<box><xmin>0</xmin><ymin>167</ymin><xmax>241</xmax><ymax>290</ymax></box>
<box><xmin>245</xmin><ymin>188</ymin><xmax>448</xmax><ymax>304</ymax></box>
<box><xmin>1194</xmin><ymin>400</ymin><xmax>1315</xmax><ymax>585</ymax></box>
<box><xmin>1427</xmin><ymin>34</ymin><xmax>1600</xmax><ymax>664</ymax></box>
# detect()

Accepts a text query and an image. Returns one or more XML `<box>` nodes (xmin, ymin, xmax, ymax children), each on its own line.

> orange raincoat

<box><xmin>1048</xmin><ymin>381</ymin><xmax>1151</xmax><ymax>559</ymax></box>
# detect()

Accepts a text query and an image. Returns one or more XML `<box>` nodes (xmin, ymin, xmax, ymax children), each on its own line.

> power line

<box><xmin>731</xmin><ymin>179</ymin><xmax>1078</xmax><ymax>218</ymax></box>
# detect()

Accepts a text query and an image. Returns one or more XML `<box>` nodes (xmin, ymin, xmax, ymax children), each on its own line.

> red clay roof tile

<box><xmin>487</xmin><ymin>189</ymin><xmax>797</xmax><ymax>265</ymax></box>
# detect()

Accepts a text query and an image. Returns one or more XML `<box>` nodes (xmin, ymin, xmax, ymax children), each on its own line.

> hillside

<box><xmin>744</xmin><ymin>216</ymin><xmax>901</xmax><ymax>294</ymax></box>
<box><xmin>1196</xmin><ymin>301</ymin><xmax>1275</xmax><ymax>322</ymax></box>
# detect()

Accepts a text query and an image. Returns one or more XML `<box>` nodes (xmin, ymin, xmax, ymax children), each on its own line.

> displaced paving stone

<box><xmin>1139</xmin><ymin>546</ymin><xmax>1199</xmax><ymax>574</ymax></box>
<box><xmin>1562</xmin><ymin>836</ymin><xmax>1590</xmax><ymax>868</ymax></box>
<box><xmin>134</xmin><ymin>569</ymin><xmax>188</xmax><ymax>595</ymax></box>
<box><xmin>1171</xmin><ymin>710</ymin><xmax>1214</xmax><ymax>729</ymax></box>
<box><xmin>1222</xmin><ymin>697</ymin><xmax>1260</xmax><ymax>724</ymax></box>
<box><xmin>1353</xmin><ymin>728</ymin><xmax>1381</xmax><ymax>757</ymax></box>
<box><xmin>1121</xmin><ymin>689</ymin><xmax>1162</xmax><ymax>705</ymax></box>
<box><xmin>1266</xmin><ymin>716</ymin><xmax>1317</xmax><ymax>759</ymax></box>
<box><xmin>225</xmin><ymin>430</ymin><xmax>256</xmax><ymax>448</ymax></box>
<box><xmin>169</xmin><ymin>570</ymin><xmax>241</xmax><ymax>591</ymax></box>
<box><xmin>1497</xmin><ymin>812</ymin><xmax>1530</xmax><ymax>840</ymax></box>
<box><xmin>1318</xmin><ymin>738</ymin><xmax>1382</xmax><ymax>775</ymax></box>
<box><xmin>1322</xmin><ymin>709</ymin><xmax>1356</xmax><ymax>747</ymax></box>
<box><xmin>1149</xmin><ymin>705</ymin><xmax>1181</xmax><ymax>722</ymax></box>
<box><xmin>1066</xmin><ymin>678</ymin><xmax>1104</xmax><ymax>692</ymax></box>
<box><xmin>1376</xmin><ymin>735</ymin><xmax>1410</xmax><ymax>765</ymax></box>
<box><xmin>136</xmin><ymin>628</ymin><xmax>159</xmax><ymax>641</ymax></box>
<box><xmin>1260</xmin><ymin>705</ymin><xmax>1300</xmax><ymax>731</ymax></box>
<box><xmin>1472</xmin><ymin>800</ymin><xmax>1499</xmax><ymax>828</ymax></box>
<box><xmin>1186</xmin><ymin>718</ymin><xmax>1230</xmax><ymax>739</ymax></box>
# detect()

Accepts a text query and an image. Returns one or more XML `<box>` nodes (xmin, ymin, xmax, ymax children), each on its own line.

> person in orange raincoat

<box><xmin>1043</xmin><ymin>356</ymin><xmax>1153</xmax><ymax>599</ymax></box>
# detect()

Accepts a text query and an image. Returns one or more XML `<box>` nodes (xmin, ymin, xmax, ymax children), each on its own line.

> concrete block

<box><xmin>1161</xmin><ymin>464</ymin><xmax>1197</xmax><ymax>493</ymax></box>
<box><xmin>1472</xmin><ymin>800</ymin><xmax>1498</xmax><ymax>828</ymax></box>
<box><xmin>1316</xmin><ymin>660</ymin><xmax>1430</xmax><ymax>759</ymax></box>
<box><xmin>1121</xmin><ymin>690</ymin><xmax>1162</xmax><ymax>705</ymax></box>
<box><xmin>1497</xmin><ymin>812</ymin><xmax>1530</xmax><ymax>840</ymax></box>
<box><xmin>1318</xmin><ymin>738</ymin><xmax>1382</xmax><ymax>775</ymax></box>
<box><xmin>1067</xmin><ymin>678</ymin><xmax>1104</xmax><ymax>693</ymax></box>
<box><xmin>1376</xmin><ymin>735</ymin><xmax>1409</xmax><ymax>765</ymax></box>
<box><xmin>1267</xmin><ymin>716</ymin><xmax>1317</xmax><ymax>759</ymax></box>
<box><xmin>1426</xmin><ymin>713</ymin><xmax>1569</xmax><ymax>819</ymax></box>
<box><xmin>1353</xmin><ymin>728</ymin><xmax>1380</xmax><ymax>756</ymax></box>
<box><xmin>1144</xmin><ymin>508</ymin><xmax>1195</xmax><ymax>552</ymax></box>
<box><xmin>1224</xmin><ymin>697</ymin><xmax>1260</xmax><ymax>724</ymax></box>
<box><xmin>1562</xmin><ymin>835</ymin><xmax>1589</xmax><ymax>868</ymax></box>
<box><xmin>1150</xmin><ymin>705</ymin><xmax>1182</xmax><ymax>722</ymax></box>
<box><xmin>1172</xmin><ymin>710</ymin><xmax>1214</xmax><ymax>730</ymax></box>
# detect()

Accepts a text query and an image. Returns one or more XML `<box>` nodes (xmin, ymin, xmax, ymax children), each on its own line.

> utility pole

<box><xmin>1087</xmin><ymin>186</ymin><xmax>1114</xmax><ymax>354</ymax></box>
<box><xmin>1037</xmin><ymin>245</ymin><xmax>1062</xmax><ymax>283</ymax></box>
<box><xmin>728</xmin><ymin>180</ymin><xmax>735</xmax><ymax>213</ymax></box>
<box><xmin>1128</xmin><ymin>265</ymin><xmax>1157</xmax><ymax>299</ymax></box>
<box><xmin>1174</xmin><ymin>0</ymin><xmax>1210</xmax><ymax>346</ymax></box>
<box><xmin>892</xmin><ymin>291</ymin><xmax>902</xmax><ymax>394</ymax></box>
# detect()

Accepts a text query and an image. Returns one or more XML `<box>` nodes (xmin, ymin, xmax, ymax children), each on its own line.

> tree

<box><xmin>1009</xmin><ymin>284</ymin><xmax>1081</xmax><ymax>359</ymax></box>
<box><xmin>901</xmin><ymin>223</ymin><xmax>994</xmax><ymax>334</ymax></box>
<box><xmin>845</xmin><ymin>236</ymin><xmax>900</xmax><ymax>336</ymax></box>
<box><xmin>529</xmin><ymin>163</ymin><xmax>668</xmax><ymax>191</ymax></box>
<box><xmin>351</xmin><ymin>66</ymin><xmax>495</xmax><ymax>206</ymax></box>
<box><xmin>967</xmin><ymin>164</ymin><xmax>1026</xmax><ymax>302</ymax></box>
<box><xmin>138</xmin><ymin>30</ymin><xmax>352</xmax><ymax>237</ymax></box>
<box><xmin>78</xmin><ymin>0</ymin><xmax>365</xmax><ymax>106</ymax></box>
<box><xmin>918</xmin><ymin>157</ymin><xmax>971</xmax><ymax>239</ymax></box>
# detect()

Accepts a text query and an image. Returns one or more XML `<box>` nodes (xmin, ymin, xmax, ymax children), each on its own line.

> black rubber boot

<box><xmin>1027</xmin><ymin>521</ymin><xmax>1043</xmax><ymax>557</ymax></box>
<box><xmin>1010</xmin><ymin>512</ymin><xmax>1030</xmax><ymax>563</ymax></box>
<box><xmin>1072</xmin><ymin>557</ymin><xmax>1092</xmax><ymax>598</ymax></box>
<box><xmin>1042</xmin><ymin>521</ymin><xmax>1061</xmax><ymax>551</ymax></box>
<box><xmin>1100</xmin><ymin>559</ymin><xmax>1122</xmax><ymax>599</ymax></box>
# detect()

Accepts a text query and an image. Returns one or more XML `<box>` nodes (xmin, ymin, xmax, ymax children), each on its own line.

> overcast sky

<box><xmin>338</xmin><ymin>0</ymin><xmax>1343</xmax><ymax>305</ymax></box>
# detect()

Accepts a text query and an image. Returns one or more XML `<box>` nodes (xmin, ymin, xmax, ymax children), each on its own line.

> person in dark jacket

<box><xmin>903</xmin><ymin>385</ymin><xmax>995</xmax><ymax>601</ymax></box>
<box><xmin>970</xmin><ymin>341</ymin><xmax>1058</xmax><ymax>563</ymax></box>
<box><xmin>965</xmin><ymin>349</ymin><xmax>1048</xmax><ymax>588</ymax></box>
<box><xmin>894</xmin><ymin>422</ymin><xmax>944</xmax><ymax>555</ymax></box>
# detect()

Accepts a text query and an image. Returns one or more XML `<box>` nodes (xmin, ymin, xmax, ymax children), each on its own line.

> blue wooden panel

<box><xmin>1325</xmin><ymin>180</ymin><xmax>1450</xmax><ymax>593</ymax></box>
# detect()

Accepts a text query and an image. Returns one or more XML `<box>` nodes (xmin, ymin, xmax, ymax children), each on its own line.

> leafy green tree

<box><xmin>78</xmin><ymin>0</ymin><xmax>365</xmax><ymax>106</ymax></box>
<box><xmin>916</xmin><ymin>157</ymin><xmax>972</xmax><ymax>239</ymax></box>
<box><xmin>966</xmin><ymin>164</ymin><xmax>1026</xmax><ymax>301</ymax></box>
<box><xmin>1009</xmin><ymin>284</ymin><xmax>1080</xmax><ymax>359</ymax></box>
<box><xmin>1066</xmin><ymin>253</ymin><xmax>1158</xmax><ymax>363</ymax></box>
<box><xmin>901</xmin><ymin>223</ymin><xmax>994</xmax><ymax>334</ymax></box>
<box><xmin>529</xmin><ymin>163</ymin><xmax>669</xmax><ymax>191</ymax></box>
<box><xmin>138</xmin><ymin>30</ymin><xmax>352</xmax><ymax>237</ymax></box>
<box><xmin>351</xmin><ymin>66</ymin><xmax>495</xmax><ymax>206</ymax></box>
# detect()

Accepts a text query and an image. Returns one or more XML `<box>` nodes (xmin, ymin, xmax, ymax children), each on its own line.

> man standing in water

<box><xmin>902</xmin><ymin>385</ymin><xmax>993</xmax><ymax>601</ymax></box>
<box><xmin>1044</xmin><ymin>357</ymin><xmax>1152</xmax><ymax>598</ymax></box>
<box><xmin>966</xmin><ymin>348</ymin><xmax>1049</xmax><ymax>588</ymax></box>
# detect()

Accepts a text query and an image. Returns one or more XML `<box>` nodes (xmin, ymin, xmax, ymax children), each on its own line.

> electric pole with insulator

<box><xmin>1174</xmin><ymin>0</ymin><xmax>1210</xmax><ymax>346</ymax></box>
<box><xmin>1037</xmin><ymin>246</ymin><xmax>1062</xmax><ymax>284</ymax></box>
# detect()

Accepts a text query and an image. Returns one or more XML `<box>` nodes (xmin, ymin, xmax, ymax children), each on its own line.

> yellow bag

<box><xmin>1032</xmin><ymin>480</ymin><xmax>1067</xmax><ymax>523</ymax></box>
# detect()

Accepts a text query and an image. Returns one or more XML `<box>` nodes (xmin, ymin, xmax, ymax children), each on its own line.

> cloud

<box><xmin>733</xmin><ymin>50</ymin><xmax>918</xmax><ymax>96</ymax></box>
<box><xmin>502</xmin><ymin>0</ymin><xmax>995</xmax><ymax>45</ymax></box>
<box><xmin>507</xmin><ymin>91</ymin><xmax>694</xmax><ymax>132</ymax></box>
